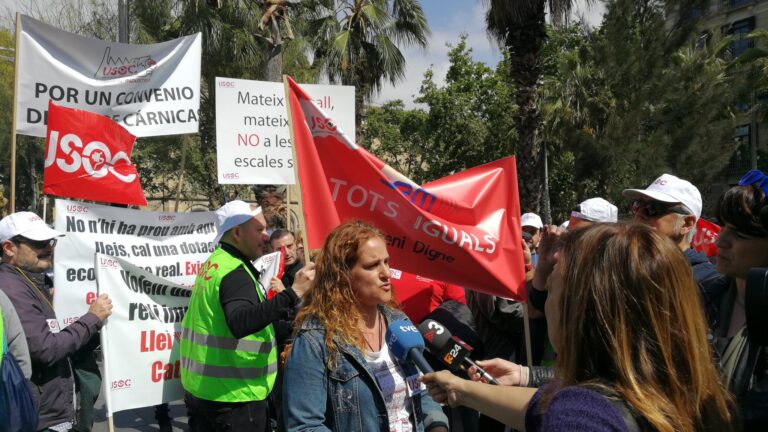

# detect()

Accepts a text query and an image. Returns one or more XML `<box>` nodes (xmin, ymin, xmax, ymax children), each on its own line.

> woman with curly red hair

<box><xmin>282</xmin><ymin>220</ymin><xmax>448</xmax><ymax>432</ymax></box>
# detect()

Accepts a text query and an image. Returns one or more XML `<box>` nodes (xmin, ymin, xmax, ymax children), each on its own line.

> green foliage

<box><xmin>304</xmin><ymin>0</ymin><xmax>430</xmax><ymax>130</ymax></box>
<box><xmin>362</xmin><ymin>100</ymin><xmax>430</xmax><ymax>182</ymax></box>
<box><xmin>414</xmin><ymin>36</ymin><xmax>516</xmax><ymax>180</ymax></box>
<box><xmin>540</xmin><ymin>1</ymin><xmax>740</xmax><ymax>221</ymax></box>
<box><xmin>131</xmin><ymin>0</ymin><xmax>292</xmax><ymax>207</ymax></box>
<box><xmin>0</xmin><ymin>4</ymin><xmax>121</xmax><ymax>213</ymax></box>
<box><xmin>0</xmin><ymin>26</ymin><xmax>45</xmax><ymax>213</ymax></box>
<box><xmin>730</xmin><ymin>29</ymin><xmax>768</xmax><ymax>127</ymax></box>
<box><xmin>361</xmin><ymin>35</ymin><xmax>516</xmax><ymax>183</ymax></box>
<box><xmin>0</xmin><ymin>27</ymin><xmax>13</xmax><ymax>190</ymax></box>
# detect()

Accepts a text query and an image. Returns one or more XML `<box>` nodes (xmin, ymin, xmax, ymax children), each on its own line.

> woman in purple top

<box><xmin>422</xmin><ymin>223</ymin><xmax>737</xmax><ymax>431</ymax></box>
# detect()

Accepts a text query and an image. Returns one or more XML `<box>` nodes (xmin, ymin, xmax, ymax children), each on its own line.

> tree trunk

<box><xmin>265</xmin><ymin>17</ymin><xmax>282</xmax><ymax>82</ymax></box>
<box><xmin>354</xmin><ymin>89</ymin><xmax>365</xmax><ymax>143</ymax></box>
<box><xmin>507</xmin><ymin>4</ymin><xmax>547</xmax><ymax>218</ymax></box>
<box><xmin>255</xmin><ymin>16</ymin><xmax>287</xmax><ymax>218</ymax></box>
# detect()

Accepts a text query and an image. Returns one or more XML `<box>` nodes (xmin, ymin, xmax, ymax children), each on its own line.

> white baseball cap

<box><xmin>622</xmin><ymin>173</ymin><xmax>702</xmax><ymax>219</ymax></box>
<box><xmin>213</xmin><ymin>200</ymin><xmax>263</xmax><ymax>244</ymax></box>
<box><xmin>521</xmin><ymin>213</ymin><xmax>543</xmax><ymax>229</ymax></box>
<box><xmin>0</xmin><ymin>212</ymin><xmax>63</xmax><ymax>242</ymax></box>
<box><xmin>571</xmin><ymin>197</ymin><xmax>618</xmax><ymax>223</ymax></box>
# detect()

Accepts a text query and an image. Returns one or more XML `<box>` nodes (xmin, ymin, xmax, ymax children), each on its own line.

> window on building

<box><xmin>726</xmin><ymin>17</ymin><xmax>755</xmax><ymax>58</ymax></box>
<box><xmin>725</xmin><ymin>125</ymin><xmax>752</xmax><ymax>175</ymax></box>
<box><xmin>727</xmin><ymin>0</ymin><xmax>753</xmax><ymax>9</ymax></box>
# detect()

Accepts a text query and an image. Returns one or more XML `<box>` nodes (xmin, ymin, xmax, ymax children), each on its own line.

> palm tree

<box><xmin>257</xmin><ymin>0</ymin><xmax>298</xmax><ymax>81</ymax></box>
<box><xmin>133</xmin><ymin>0</ymin><xmax>269</xmax><ymax>207</ymax></box>
<box><xmin>305</xmin><ymin>0</ymin><xmax>430</xmax><ymax>136</ymax></box>
<box><xmin>482</xmin><ymin>0</ymin><xmax>579</xmax><ymax>221</ymax></box>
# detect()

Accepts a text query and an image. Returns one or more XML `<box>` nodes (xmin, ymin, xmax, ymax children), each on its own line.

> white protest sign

<box><xmin>97</xmin><ymin>254</ymin><xmax>190</xmax><ymax>414</ymax></box>
<box><xmin>53</xmin><ymin>199</ymin><xmax>216</xmax><ymax>326</ymax></box>
<box><xmin>214</xmin><ymin>78</ymin><xmax>355</xmax><ymax>184</ymax></box>
<box><xmin>17</xmin><ymin>15</ymin><xmax>201</xmax><ymax>137</ymax></box>
<box><xmin>253</xmin><ymin>251</ymin><xmax>282</xmax><ymax>297</ymax></box>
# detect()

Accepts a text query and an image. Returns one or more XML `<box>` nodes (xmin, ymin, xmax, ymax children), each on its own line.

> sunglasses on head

<box><xmin>11</xmin><ymin>236</ymin><xmax>57</xmax><ymax>249</ymax></box>
<box><xmin>630</xmin><ymin>200</ymin><xmax>690</xmax><ymax>218</ymax></box>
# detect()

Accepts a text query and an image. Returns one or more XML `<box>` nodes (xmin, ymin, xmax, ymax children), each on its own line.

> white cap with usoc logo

<box><xmin>622</xmin><ymin>173</ymin><xmax>702</xmax><ymax>220</ymax></box>
<box><xmin>0</xmin><ymin>212</ymin><xmax>64</xmax><ymax>242</ymax></box>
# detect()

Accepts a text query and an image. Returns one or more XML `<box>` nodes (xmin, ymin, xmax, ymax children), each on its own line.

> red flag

<box><xmin>692</xmin><ymin>218</ymin><xmax>720</xmax><ymax>257</ymax></box>
<box><xmin>286</xmin><ymin>77</ymin><xmax>525</xmax><ymax>300</ymax></box>
<box><xmin>43</xmin><ymin>101</ymin><xmax>147</xmax><ymax>206</ymax></box>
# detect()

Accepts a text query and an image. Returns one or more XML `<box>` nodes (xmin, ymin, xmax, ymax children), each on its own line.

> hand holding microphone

<box><xmin>469</xmin><ymin>358</ymin><xmax>529</xmax><ymax>386</ymax></box>
<box><xmin>417</xmin><ymin>319</ymin><xmax>499</xmax><ymax>385</ymax></box>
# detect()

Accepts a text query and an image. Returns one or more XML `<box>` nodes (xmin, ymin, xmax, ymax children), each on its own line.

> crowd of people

<box><xmin>0</xmin><ymin>168</ymin><xmax>766</xmax><ymax>432</ymax></box>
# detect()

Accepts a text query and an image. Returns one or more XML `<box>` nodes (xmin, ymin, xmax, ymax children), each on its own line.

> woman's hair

<box><xmin>552</xmin><ymin>223</ymin><xmax>735</xmax><ymax>431</ymax></box>
<box><xmin>716</xmin><ymin>183</ymin><xmax>768</xmax><ymax>238</ymax></box>
<box><xmin>293</xmin><ymin>220</ymin><xmax>396</xmax><ymax>365</ymax></box>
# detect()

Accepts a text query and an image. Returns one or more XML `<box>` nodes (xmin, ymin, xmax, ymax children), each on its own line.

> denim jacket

<box><xmin>283</xmin><ymin>306</ymin><xmax>449</xmax><ymax>432</ymax></box>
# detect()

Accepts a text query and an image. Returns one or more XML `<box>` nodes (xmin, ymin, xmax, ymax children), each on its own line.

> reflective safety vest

<box><xmin>180</xmin><ymin>247</ymin><xmax>278</xmax><ymax>402</ymax></box>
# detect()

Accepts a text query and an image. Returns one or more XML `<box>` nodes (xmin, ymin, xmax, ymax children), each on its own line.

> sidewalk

<box><xmin>91</xmin><ymin>394</ymin><xmax>188</xmax><ymax>432</ymax></box>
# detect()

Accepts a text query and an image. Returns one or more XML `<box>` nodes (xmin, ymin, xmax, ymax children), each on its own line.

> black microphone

<box><xmin>385</xmin><ymin>319</ymin><xmax>434</xmax><ymax>374</ymax></box>
<box><xmin>418</xmin><ymin>318</ymin><xmax>499</xmax><ymax>385</ymax></box>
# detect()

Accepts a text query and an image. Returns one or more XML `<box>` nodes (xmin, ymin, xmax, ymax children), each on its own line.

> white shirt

<box><xmin>364</xmin><ymin>343</ymin><xmax>416</xmax><ymax>432</ymax></box>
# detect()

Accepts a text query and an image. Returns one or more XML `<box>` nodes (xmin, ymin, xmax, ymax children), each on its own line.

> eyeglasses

<box><xmin>630</xmin><ymin>200</ymin><xmax>690</xmax><ymax>218</ymax></box>
<box><xmin>11</xmin><ymin>236</ymin><xmax>57</xmax><ymax>249</ymax></box>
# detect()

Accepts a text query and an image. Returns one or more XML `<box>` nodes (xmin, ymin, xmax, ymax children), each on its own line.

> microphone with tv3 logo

<box><xmin>385</xmin><ymin>318</ymin><xmax>434</xmax><ymax>374</ymax></box>
<box><xmin>418</xmin><ymin>318</ymin><xmax>500</xmax><ymax>385</ymax></box>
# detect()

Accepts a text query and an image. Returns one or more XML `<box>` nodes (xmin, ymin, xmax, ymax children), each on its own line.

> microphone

<box><xmin>385</xmin><ymin>319</ymin><xmax>434</xmax><ymax>374</ymax></box>
<box><xmin>418</xmin><ymin>318</ymin><xmax>499</xmax><ymax>385</ymax></box>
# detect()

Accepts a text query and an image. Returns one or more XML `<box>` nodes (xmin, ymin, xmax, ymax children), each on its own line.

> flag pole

<box><xmin>282</xmin><ymin>75</ymin><xmax>309</xmax><ymax>264</ymax></box>
<box><xmin>286</xmin><ymin>183</ymin><xmax>291</xmax><ymax>229</ymax></box>
<box><xmin>94</xmin><ymin>252</ymin><xmax>116</xmax><ymax>432</ymax></box>
<box><xmin>9</xmin><ymin>13</ymin><xmax>22</xmax><ymax>213</ymax></box>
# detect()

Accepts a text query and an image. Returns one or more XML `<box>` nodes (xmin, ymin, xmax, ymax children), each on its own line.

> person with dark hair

<box><xmin>708</xmin><ymin>169</ymin><xmax>768</xmax><ymax>429</ymax></box>
<box><xmin>422</xmin><ymin>223</ymin><xmax>737</xmax><ymax>431</ymax></box>
<box><xmin>266</xmin><ymin>228</ymin><xmax>304</xmax><ymax>431</ymax></box>
<box><xmin>269</xmin><ymin>229</ymin><xmax>302</xmax><ymax>289</ymax></box>
<box><xmin>283</xmin><ymin>220</ymin><xmax>448</xmax><ymax>432</ymax></box>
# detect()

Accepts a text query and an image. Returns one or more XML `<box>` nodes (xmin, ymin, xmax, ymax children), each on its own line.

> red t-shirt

<box><xmin>390</xmin><ymin>268</ymin><xmax>466</xmax><ymax>324</ymax></box>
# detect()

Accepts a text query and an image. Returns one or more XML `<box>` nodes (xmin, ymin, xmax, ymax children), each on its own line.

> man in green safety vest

<box><xmin>181</xmin><ymin>200</ymin><xmax>312</xmax><ymax>432</ymax></box>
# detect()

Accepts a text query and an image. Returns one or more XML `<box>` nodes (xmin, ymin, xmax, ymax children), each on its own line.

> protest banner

<box><xmin>692</xmin><ymin>218</ymin><xmax>720</xmax><ymax>257</ymax></box>
<box><xmin>44</xmin><ymin>101</ymin><xmax>147</xmax><ymax>206</ymax></box>
<box><xmin>16</xmin><ymin>15</ymin><xmax>201</xmax><ymax>138</ymax></box>
<box><xmin>53</xmin><ymin>199</ymin><xmax>216</xmax><ymax>326</ymax></box>
<box><xmin>97</xmin><ymin>254</ymin><xmax>190</xmax><ymax>414</ymax></box>
<box><xmin>285</xmin><ymin>77</ymin><xmax>526</xmax><ymax>300</ymax></box>
<box><xmin>215</xmin><ymin>77</ymin><xmax>354</xmax><ymax>184</ymax></box>
<box><xmin>253</xmin><ymin>250</ymin><xmax>284</xmax><ymax>300</ymax></box>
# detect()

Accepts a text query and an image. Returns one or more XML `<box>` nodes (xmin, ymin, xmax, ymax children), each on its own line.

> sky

<box><xmin>0</xmin><ymin>0</ymin><xmax>606</xmax><ymax>107</ymax></box>
<box><xmin>375</xmin><ymin>0</ymin><xmax>606</xmax><ymax>108</ymax></box>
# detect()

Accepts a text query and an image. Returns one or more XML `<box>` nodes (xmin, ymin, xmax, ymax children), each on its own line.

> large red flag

<box><xmin>286</xmin><ymin>77</ymin><xmax>525</xmax><ymax>300</ymax></box>
<box><xmin>43</xmin><ymin>101</ymin><xmax>147</xmax><ymax>206</ymax></box>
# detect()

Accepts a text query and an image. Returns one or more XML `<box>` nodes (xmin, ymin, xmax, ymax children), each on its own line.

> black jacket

<box><xmin>0</xmin><ymin>263</ymin><xmax>102</xmax><ymax>430</ymax></box>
